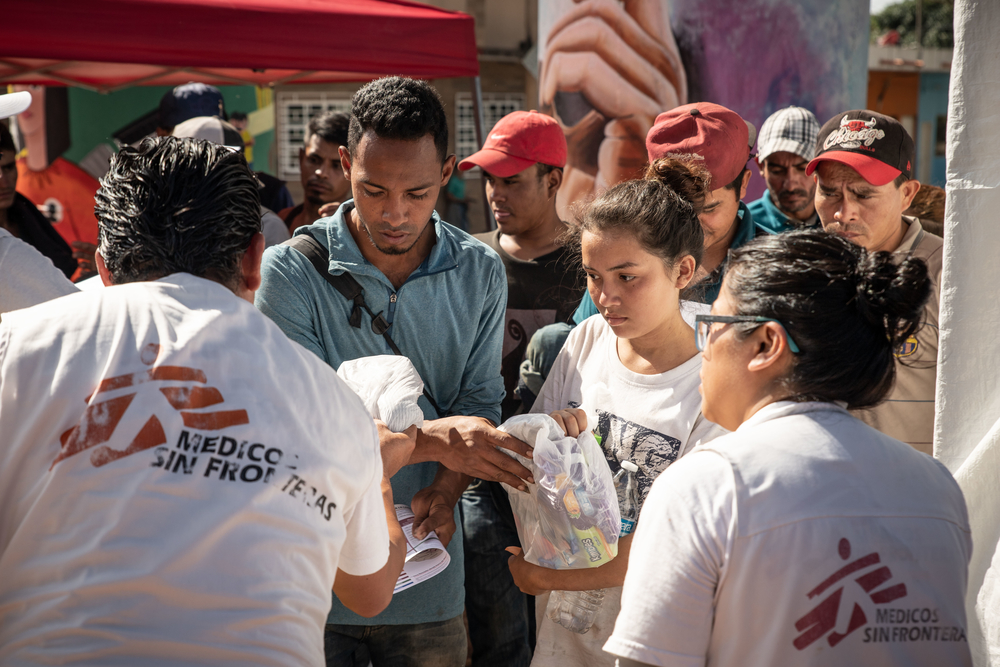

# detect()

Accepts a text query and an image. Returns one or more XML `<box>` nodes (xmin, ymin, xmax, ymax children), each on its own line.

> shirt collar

<box><xmin>738</xmin><ymin>400</ymin><xmax>850</xmax><ymax>431</ymax></box>
<box><xmin>895</xmin><ymin>215</ymin><xmax>925</xmax><ymax>254</ymax></box>
<box><xmin>763</xmin><ymin>190</ymin><xmax>819</xmax><ymax>229</ymax></box>
<box><xmin>301</xmin><ymin>200</ymin><xmax>459</xmax><ymax>279</ymax></box>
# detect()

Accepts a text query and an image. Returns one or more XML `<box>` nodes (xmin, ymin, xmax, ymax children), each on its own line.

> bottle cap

<box><xmin>621</xmin><ymin>461</ymin><xmax>639</xmax><ymax>473</ymax></box>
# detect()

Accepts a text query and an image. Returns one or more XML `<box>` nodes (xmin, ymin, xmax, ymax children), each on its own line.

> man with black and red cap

<box><xmin>807</xmin><ymin>110</ymin><xmax>939</xmax><ymax>454</ymax></box>
<box><xmin>456</xmin><ymin>110</ymin><xmax>586</xmax><ymax>667</ymax></box>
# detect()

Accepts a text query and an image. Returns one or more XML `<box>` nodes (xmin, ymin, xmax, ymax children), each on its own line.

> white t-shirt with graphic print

<box><xmin>0</xmin><ymin>274</ymin><xmax>388</xmax><ymax>667</ymax></box>
<box><xmin>529</xmin><ymin>313</ymin><xmax>725</xmax><ymax>667</ymax></box>
<box><xmin>606</xmin><ymin>401</ymin><xmax>972</xmax><ymax>667</ymax></box>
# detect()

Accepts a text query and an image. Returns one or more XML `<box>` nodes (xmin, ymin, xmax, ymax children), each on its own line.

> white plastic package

<box><xmin>336</xmin><ymin>355</ymin><xmax>425</xmax><ymax>433</ymax></box>
<box><xmin>500</xmin><ymin>414</ymin><xmax>620</xmax><ymax>569</ymax></box>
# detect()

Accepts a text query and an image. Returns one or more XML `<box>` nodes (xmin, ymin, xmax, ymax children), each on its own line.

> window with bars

<box><xmin>275</xmin><ymin>91</ymin><xmax>353</xmax><ymax>181</ymax></box>
<box><xmin>455</xmin><ymin>92</ymin><xmax>526</xmax><ymax>177</ymax></box>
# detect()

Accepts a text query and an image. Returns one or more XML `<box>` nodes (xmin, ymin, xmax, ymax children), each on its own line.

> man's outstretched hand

<box><xmin>416</xmin><ymin>416</ymin><xmax>535</xmax><ymax>491</ymax></box>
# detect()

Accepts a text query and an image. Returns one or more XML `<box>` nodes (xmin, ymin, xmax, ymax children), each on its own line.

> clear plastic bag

<box><xmin>500</xmin><ymin>414</ymin><xmax>620</xmax><ymax>570</ymax></box>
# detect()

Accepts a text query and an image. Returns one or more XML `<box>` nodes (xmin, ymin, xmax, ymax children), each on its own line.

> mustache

<box><xmin>777</xmin><ymin>188</ymin><xmax>810</xmax><ymax>198</ymax></box>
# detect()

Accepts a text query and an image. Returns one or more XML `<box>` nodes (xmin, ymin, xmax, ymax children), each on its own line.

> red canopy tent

<box><xmin>1</xmin><ymin>0</ymin><xmax>478</xmax><ymax>91</ymax></box>
<box><xmin>2</xmin><ymin>0</ymin><xmax>493</xmax><ymax>226</ymax></box>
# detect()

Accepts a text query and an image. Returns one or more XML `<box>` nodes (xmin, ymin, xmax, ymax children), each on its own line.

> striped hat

<box><xmin>757</xmin><ymin>106</ymin><xmax>821</xmax><ymax>163</ymax></box>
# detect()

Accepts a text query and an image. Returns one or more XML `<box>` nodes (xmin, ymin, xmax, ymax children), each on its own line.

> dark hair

<box><xmin>309</xmin><ymin>111</ymin><xmax>351</xmax><ymax>148</ymax></box>
<box><xmin>566</xmin><ymin>157</ymin><xmax>708</xmax><ymax>269</ymax></box>
<box><xmin>723</xmin><ymin>166</ymin><xmax>749</xmax><ymax>193</ymax></box>
<box><xmin>0</xmin><ymin>123</ymin><xmax>15</xmax><ymax>154</ymax></box>
<box><xmin>230</xmin><ymin>111</ymin><xmax>248</xmax><ymax>122</ymax></box>
<box><xmin>537</xmin><ymin>163</ymin><xmax>562</xmax><ymax>180</ymax></box>
<box><xmin>95</xmin><ymin>136</ymin><xmax>261</xmax><ymax>290</ymax></box>
<box><xmin>725</xmin><ymin>229</ymin><xmax>931</xmax><ymax>408</ymax></box>
<box><xmin>348</xmin><ymin>77</ymin><xmax>448</xmax><ymax>162</ymax></box>
<box><xmin>893</xmin><ymin>172</ymin><xmax>910</xmax><ymax>188</ymax></box>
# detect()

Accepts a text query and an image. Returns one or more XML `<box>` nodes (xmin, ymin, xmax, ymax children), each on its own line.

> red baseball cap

<box><xmin>646</xmin><ymin>103</ymin><xmax>756</xmax><ymax>190</ymax></box>
<box><xmin>458</xmin><ymin>110</ymin><xmax>567</xmax><ymax>178</ymax></box>
<box><xmin>806</xmin><ymin>110</ymin><xmax>914</xmax><ymax>186</ymax></box>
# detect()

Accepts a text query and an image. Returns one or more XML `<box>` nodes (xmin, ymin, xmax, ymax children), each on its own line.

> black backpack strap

<box><xmin>282</xmin><ymin>232</ymin><xmax>443</xmax><ymax>415</ymax></box>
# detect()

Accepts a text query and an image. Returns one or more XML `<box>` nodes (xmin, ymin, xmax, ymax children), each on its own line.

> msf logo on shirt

<box><xmin>51</xmin><ymin>343</ymin><xmax>249</xmax><ymax>470</ymax></box>
<box><xmin>793</xmin><ymin>537</ymin><xmax>908</xmax><ymax>650</ymax></box>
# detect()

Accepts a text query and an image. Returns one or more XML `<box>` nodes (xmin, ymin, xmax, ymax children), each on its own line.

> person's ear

<box><xmin>338</xmin><ymin>145</ymin><xmax>352</xmax><ymax>178</ymax></box>
<box><xmin>440</xmin><ymin>154</ymin><xmax>457</xmax><ymax>186</ymax></box>
<box><xmin>96</xmin><ymin>250</ymin><xmax>114</xmax><ymax>286</ymax></box>
<box><xmin>747</xmin><ymin>322</ymin><xmax>794</xmax><ymax>374</ymax></box>
<box><xmin>900</xmin><ymin>179</ymin><xmax>921</xmax><ymax>211</ymax></box>
<box><xmin>673</xmin><ymin>255</ymin><xmax>697</xmax><ymax>290</ymax></box>
<box><xmin>739</xmin><ymin>169</ymin><xmax>751</xmax><ymax>200</ymax></box>
<box><xmin>547</xmin><ymin>167</ymin><xmax>563</xmax><ymax>198</ymax></box>
<box><xmin>236</xmin><ymin>232</ymin><xmax>266</xmax><ymax>303</ymax></box>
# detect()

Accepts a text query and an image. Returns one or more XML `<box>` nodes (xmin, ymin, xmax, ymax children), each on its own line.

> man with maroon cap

<box><xmin>807</xmin><ymin>110</ymin><xmax>939</xmax><ymax>454</ymax></box>
<box><xmin>456</xmin><ymin>110</ymin><xmax>586</xmax><ymax>667</ymax></box>
<box><xmin>572</xmin><ymin>102</ymin><xmax>762</xmax><ymax>322</ymax></box>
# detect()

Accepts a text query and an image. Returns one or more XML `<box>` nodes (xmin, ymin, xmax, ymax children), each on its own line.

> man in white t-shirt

<box><xmin>0</xmin><ymin>136</ymin><xmax>409</xmax><ymax>666</ymax></box>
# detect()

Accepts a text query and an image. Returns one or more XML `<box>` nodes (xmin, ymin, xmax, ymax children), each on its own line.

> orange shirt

<box><xmin>16</xmin><ymin>157</ymin><xmax>100</xmax><ymax>246</ymax></box>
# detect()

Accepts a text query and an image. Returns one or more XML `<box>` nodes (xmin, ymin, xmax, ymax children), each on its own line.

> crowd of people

<box><xmin>0</xmin><ymin>73</ymin><xmax>971</xmax><ymax>667</ymax></box>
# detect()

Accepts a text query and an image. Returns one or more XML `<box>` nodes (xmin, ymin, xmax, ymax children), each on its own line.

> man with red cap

<box><xmin>456</xmin><ymin>110</ymin><xmax>586</xmax><ymax>667</ymax></box>
<box><xmin>807</xmin><ymin>110</ymin><xmax>939</xmax><ymax>454</ymax></box>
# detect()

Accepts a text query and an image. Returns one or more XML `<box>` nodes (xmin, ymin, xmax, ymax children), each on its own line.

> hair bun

<box><xmin>853</xmin><ymin>250</ymin><xmax>931</xmax><ymax>348</ymax></box>
<box><xmin>644</xmin><ymin>157</ymin><xmax>711</xmax><ymax>216</ymax></box>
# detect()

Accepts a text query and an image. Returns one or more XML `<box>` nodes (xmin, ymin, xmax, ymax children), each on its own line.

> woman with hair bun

<box><xmin>606</xmin><ymin>229</ymin><xmax>972</xmax><ymax>667</ymax></box>
<box><xmin>506</xmin><ymin>158</ymin><xmax>726</xmax><ymax>667</ymax></box>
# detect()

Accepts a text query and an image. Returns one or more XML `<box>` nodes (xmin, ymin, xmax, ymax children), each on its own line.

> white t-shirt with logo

<box><xmin>530</xmin><ymin>314</ymin><xmax>724</xmax><ymax>667</ymax></box>
<box><xmin>606</xmin><ymin>401</ymin><xmax>972</xmax><ymax>667</ymax></box>
<box><xmin>0</xmin><ymin>274</ymin><xmax>389</xmax><ymax>666</ymax></box>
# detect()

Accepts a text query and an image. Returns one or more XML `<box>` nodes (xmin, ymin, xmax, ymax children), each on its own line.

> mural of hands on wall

<box><xmin>539</xmin><ymin>0</ymin><xmax>687</xmax><ymax>220</ymax></box>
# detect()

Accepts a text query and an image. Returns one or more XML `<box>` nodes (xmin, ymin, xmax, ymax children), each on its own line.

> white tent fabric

<box><xmin>935</xmin><ymin>0</ymin><xmax>1000</xmax><ymax>664</ymax></box>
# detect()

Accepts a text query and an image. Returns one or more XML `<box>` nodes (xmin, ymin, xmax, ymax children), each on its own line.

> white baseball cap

<box><xmin>172</xmin><ymin>116</ymin><xmax>244</xmax><ymax>151</ymax></box>
<box><xmin>0</xmin><ymin>91</ymin><xmax>32</xmax><ymax>120</ymax></box>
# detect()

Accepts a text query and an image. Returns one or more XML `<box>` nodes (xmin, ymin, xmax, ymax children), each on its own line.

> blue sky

<box><xmin>871</xmin><ymin>0</ymin><xmax>898</xmax><ymax>14</ymax></box>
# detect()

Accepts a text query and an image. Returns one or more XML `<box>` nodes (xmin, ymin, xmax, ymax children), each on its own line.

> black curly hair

<box><xmin>724</xmin><ymin>228</ymin><xmax>931</xmax><ymax>409</ymax></box>
<box><xmin>95</xmin><ymin>136</ymin><xmax>261</xmax><ymax>290</ymax></box>
<box><xmin>347</xmin><ymin>76</ymin><xmax>448</xmax><ymax>163</ymax></box>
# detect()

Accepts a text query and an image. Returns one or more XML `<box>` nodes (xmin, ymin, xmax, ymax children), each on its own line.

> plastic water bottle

<box><xmin>617</xmin><ymin>461</ymin><xmax>640</xmax><ymax>536</ymax></box>
<box><xmin>547</xmin><ymin>587</ymin><xmax>606</xmax><ymax>634</ymax></box>
<box><xmin>547</xmin><ymin>461</ymin><xmax>639</xmax><ymax>634</ymax></box>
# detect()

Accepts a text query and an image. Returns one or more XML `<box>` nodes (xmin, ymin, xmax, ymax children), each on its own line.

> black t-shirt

<box><xmin>474</xmin><ymin>229</ymin><xmax>586</xmax><ymax>420</ymax></box>
<box><xmin>6</xmin><ymin>193</ymin><xmax>76</xmax><ymax>279</ymax></box>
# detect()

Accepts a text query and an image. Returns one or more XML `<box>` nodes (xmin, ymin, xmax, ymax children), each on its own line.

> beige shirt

<box><xmin>856</xmin><ymin>216</ymin><xmax>943</xmax><ymax>454</ymax></box>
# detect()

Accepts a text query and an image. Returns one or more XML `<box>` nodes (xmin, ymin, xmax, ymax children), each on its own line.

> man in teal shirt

<box><xmin>256</xmin><ymin>77</ymin><xmax>532</xmax><ymax>667</ymax></box>
<box><xmin>748</xmin><ymin>106</ymin><xmax>821</xmax><ymax>234</ymax></box>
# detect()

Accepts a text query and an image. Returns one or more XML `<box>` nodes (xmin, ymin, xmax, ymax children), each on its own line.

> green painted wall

<box><xmin>64</xmin><ymin>85</ymin><xmax>276</xmax><ymax>176</ymax></box>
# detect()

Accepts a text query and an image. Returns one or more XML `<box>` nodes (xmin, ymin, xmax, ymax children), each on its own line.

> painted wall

<box><xmin>918</xmin><ymin>71</ymin><xmax>949</xmax><ymax>187</ymax></box>
<box><xmin>63</xmin><ymin>85</ymin><xmax>277</xmax><ymax>176</ymax></box>
<box><xmin>538</xmin><ymin>0</ymin><xmax>870</xmax><ymax>209</ymax></box>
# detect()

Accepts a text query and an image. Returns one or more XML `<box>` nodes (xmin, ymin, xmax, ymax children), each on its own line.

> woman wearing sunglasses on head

<box><xmin>606</xmin><ymin>229</ymin><xmax>972</xmax><ymax>667</ymax></box>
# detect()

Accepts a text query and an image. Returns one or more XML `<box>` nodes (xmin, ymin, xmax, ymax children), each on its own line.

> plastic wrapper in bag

<box><xmin>500</xmin><ymin>414</ymin><xmax>620</xmax><ymax>569</ymax></box>
<box><xmin>337</xmin><ymin>355</ymin><xmax>424</xmax><ymax>433</ymax></box>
